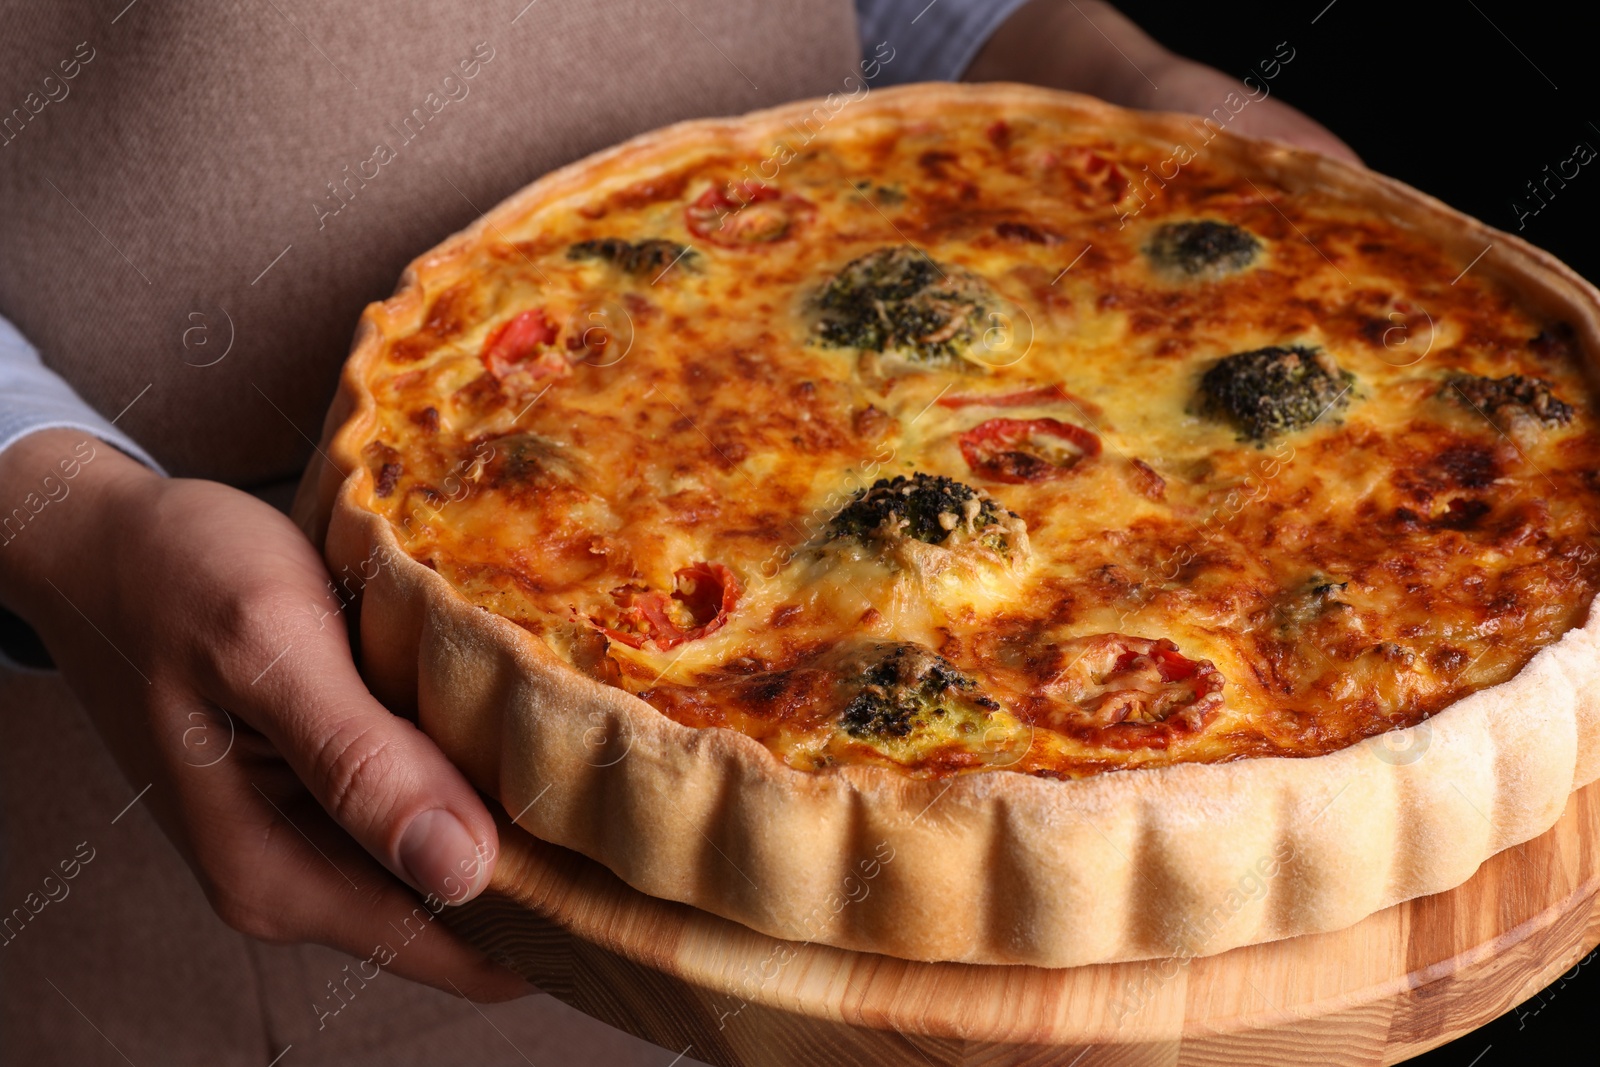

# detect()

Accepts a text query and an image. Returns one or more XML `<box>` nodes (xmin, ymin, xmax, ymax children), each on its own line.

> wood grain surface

<box><xmin>442</xmin><ymin>777</ymin><xmax>1600</xmax><ymax>1066</ymax></box>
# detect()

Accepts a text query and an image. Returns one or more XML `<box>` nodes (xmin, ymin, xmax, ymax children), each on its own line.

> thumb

<box><xmin>233</xmin><ymin>617</ymin><xmax>499</xmax><ymax>905</ymax></box>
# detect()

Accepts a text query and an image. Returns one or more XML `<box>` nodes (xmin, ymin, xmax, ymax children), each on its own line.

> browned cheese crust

<box><xmin>344</xmin><ymin>90</ymin><xmax>1599</xmax><ymax>778</ymax></box>
<box><xmin>297</xmin><ymin>84</ymin><xmax>1600</xmax><ymax>967</ymax></box>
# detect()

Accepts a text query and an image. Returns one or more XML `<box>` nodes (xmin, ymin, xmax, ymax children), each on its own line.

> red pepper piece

<box><xmin>956</xmin><ymin>417</ymin><xmax>1101</xmax><ymax>484</ymax></box>
<box><xmin>937</xmin><ymin>384</ymin><xmax>1097</xmax><ymax>413</ymax></box>
<box><xmin>685</xmin><ymin>181</ymin><xmax>813</xmax><ymax>247</ymax></box>
<box><xmin>596</xmin><ymin>562</ymin><xmax>741</xmax><ymax>651</ymax></box>
<box><xmin>481</xmin><ymin>309</ymin><xmax>566</xmax><ymax>382</ymax></box>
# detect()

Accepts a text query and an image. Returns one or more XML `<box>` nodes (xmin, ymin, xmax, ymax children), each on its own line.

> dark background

<box><xmin>1123</xmin><ymin>2</ymin><xmax>1599</xmax><ymax>1061</ymax></box>
<box><xmin>1125</xmin><ymin>0</ymin><xmax>1599</xmax><ymax>286</ymax></box>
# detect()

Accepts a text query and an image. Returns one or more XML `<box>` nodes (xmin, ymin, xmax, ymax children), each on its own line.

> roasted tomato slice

<box><xmin>595</xmin><ymin>562</ymin><xmax>740</xmax><ymax>651</ymax></box>
<box><xmin>1044</xmin><ymin>634</ymin><xmax>1224</xmax><ymax>745</ymax></box>
<box><xmin>1060</xmin><ymin>145</ymin><xmax>1131</xmax><ymax>204</ymax></box>
<box><xmin>685</xmin><ymin>181</ymin><xmax>813</xmax><ymax>247</ymax></box>
<box><xmin>482</xmin><ymin>308</ymin><xmax>567</xmax><ymax>382</ymax></box>
<box><xmin>957</xmin><ymin>417</ymin><xmax>1101</xmax><ymax>483</ymax></box>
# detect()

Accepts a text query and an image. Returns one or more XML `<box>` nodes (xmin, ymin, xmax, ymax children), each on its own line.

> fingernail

<box><xmin>398</xmin><ymin>809</ymin><xmax>488</xmax><ymax>904</ymax></box>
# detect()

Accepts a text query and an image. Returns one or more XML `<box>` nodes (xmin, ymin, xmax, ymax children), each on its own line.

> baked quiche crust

<box><xmin>294</xmin><ymin>83</ymin><xmax>1600</xmax><ymax>967</ymax></box>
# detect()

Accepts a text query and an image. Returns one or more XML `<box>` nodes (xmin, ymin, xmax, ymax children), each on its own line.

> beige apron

<box><xmin>0</xmin><ymin>1</ymin><xmax>857</xmax><ymax>1062</ymax></box>
<box><xmin>0</xmin><ymin>0</ymin><xmax>859</xmax><ymax>487</ymax></box>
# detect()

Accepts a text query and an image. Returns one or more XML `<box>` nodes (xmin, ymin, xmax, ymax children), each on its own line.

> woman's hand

<box><xmin>0</xmin><ymin>429</ymin><xmax>530</xmax><ymax>1001</ymax></box>
<box><xmin>966</xmin><ymin>0</ymin><xmax>1360</xmax><ymax>165</ymax></box>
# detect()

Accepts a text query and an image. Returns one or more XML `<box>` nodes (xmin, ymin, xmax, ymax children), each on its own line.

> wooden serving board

<box><xmin>443</xmin><ymin>777</ymin><xmax>1600</xmax><ymax>1066</ymax></box>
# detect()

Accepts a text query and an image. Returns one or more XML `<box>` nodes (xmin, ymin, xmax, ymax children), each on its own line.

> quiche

<box><xmin>295</xmin><ymin>83</ymin><xmax>1600</xmax><ymax>967</ymax></box>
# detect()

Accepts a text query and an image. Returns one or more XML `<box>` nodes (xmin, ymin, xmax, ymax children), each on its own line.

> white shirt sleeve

<box><xmin>0</xmin><ymin>314</ymin><xmax>165</xmax><ymax>473</ymax></box>
<box><xmin>855</xmin><ymin>0</ymin><xmax>1033</xmax><ymax>84</ymax></box>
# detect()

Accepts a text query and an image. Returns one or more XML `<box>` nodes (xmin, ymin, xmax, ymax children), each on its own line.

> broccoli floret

<box><xmin>1200</xmin><ymin>345</ymin><xmax>1354</xmax><ymax>440</ymax></box>
<box><xmin>840</xmin><ymin>644</ymin><xmax>998</xmax><ymax>740</ymax></box>
<box><xmin>567</xmin><ymin>237</ymin><xmax>693</xmax><ymax>276</ymax></box>
<box><xmin>1447</xmin><ymin>373</ymin><xmax>1573</xmax><ymax>427</ymax></box>
<box><xmin>480</xmin><ymin>431</ymin><xmax>582</xmax><ymax>494</ymax></box>
<box><xmin>812</xmin><ymin>247</ymin><xmax>995</xmax><ymax>365</ymax></box>
<box><xmin>829</xmin><ymin>472</ymin><xmax>1007</xmax><ymax>546</ymax></box>
<box><xmin>850</xmin><ymin>180</ymin><xmax>906</xmax><ymax>204</ymax></box>
<box><xmin>1275</xmin><ymin>575</ymin><xmax>1353</xmax><ymax>632</ymax></box>
<box><xmin>1147</xmin><ymin>220</ymin><xmax>1261</xmax><ymax>277</ymax></box>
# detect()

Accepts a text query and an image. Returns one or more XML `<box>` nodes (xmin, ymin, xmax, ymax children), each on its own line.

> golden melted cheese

<box><xmin>356</xmin><ymin>104</ymin><xmax>1600</xmax><ymax>778</ymax></box>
